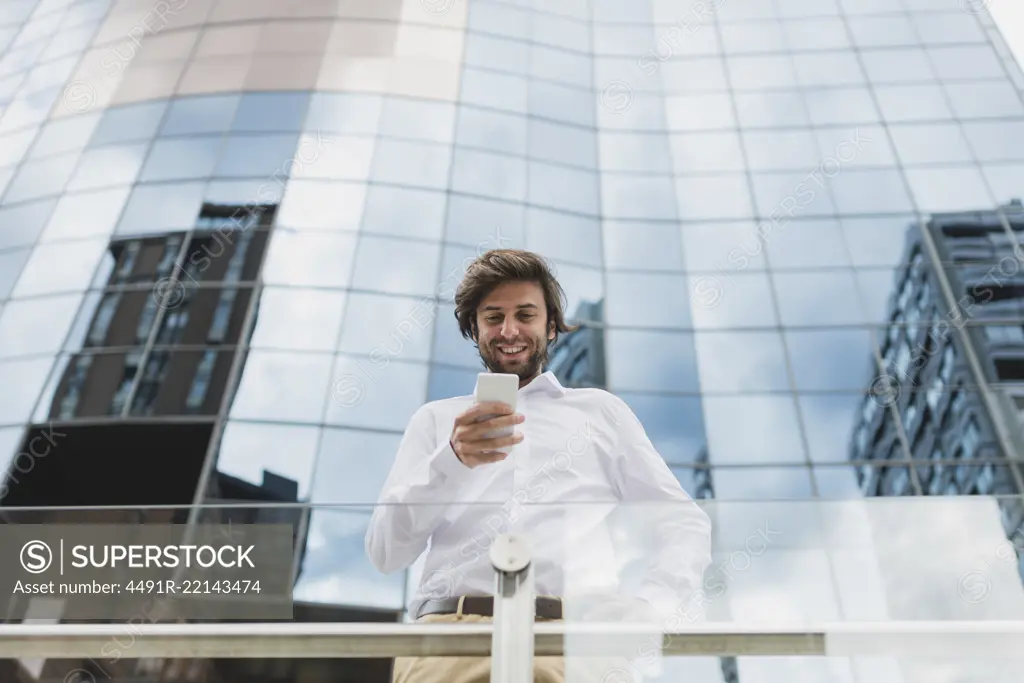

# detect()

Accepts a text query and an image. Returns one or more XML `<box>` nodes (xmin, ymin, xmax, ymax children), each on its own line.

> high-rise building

<box><xmin>1</xmin><ymin>0</ymin><xmax>1024</xmax><ymax>681</ymax></box>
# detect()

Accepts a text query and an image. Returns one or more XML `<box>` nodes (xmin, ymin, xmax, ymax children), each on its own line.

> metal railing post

<box><xmin>489</xmin><ymin>534</ymin><xmax>535</xmax><ymax>683</ymax></box>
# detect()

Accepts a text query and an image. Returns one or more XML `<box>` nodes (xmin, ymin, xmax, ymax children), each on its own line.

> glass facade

<box><xmin>2</xmin><ymin>0</ymin><xmax>1024</xmax><ymax>681</ymax></box>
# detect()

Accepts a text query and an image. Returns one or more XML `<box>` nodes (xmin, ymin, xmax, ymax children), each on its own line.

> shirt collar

<box><xmin>521</xmin><ymin>370</ymin><xmax>567</xmax><ymax>397</ymax></box>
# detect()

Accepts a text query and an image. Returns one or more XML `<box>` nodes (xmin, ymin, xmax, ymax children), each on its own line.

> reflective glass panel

<box><xmin>40</xmin><ymin>186</ymin><xmax>132</xmax><ymax>242</ymax></box>
<box><xmin>772</xmin><ymin>271</ymin><xmax>867</xmax><ymax>326</ymax></box>
<box><xmin>310</xmin><ymin>428</ymin><xmax>401</xmax><ymax>504</ymax></box>
<box><xmin>9</xmin><ymin>238</ymin><xmax>106</xmax><ymax>298</ymax></box>
<box><xmin>799</xmin><ymin>393</ymin><xmax>869</xmax><ymax>463</ymax></box>
<box><xmin>228</xmin><ymin>350</ymin><xmax>333</xmax><ymax>423</ymax></box>
<box><xmin>455</xmin><ymin>105</ymin><xmax>528</xmax><ymax>155</ymax></box>
<box><xmin>0</xmin><ymin>294</ymin><xmax>82</xmax><ymax>359</ymax></box>
<box><xmin>688</xmin><ymin>272</ymin><xmax>778</xmax><ymax>329</ymax></box>
<box><xmin>138</xmin><ymin>136</ymin><xmax>221</xmax><ymax>182</ymax></box>
<box><xmin>710</xmin><ymin>466</ymin><xmax>814</xmax><ymax>499</ymax></box>
<box><xmin>350</xmin><ymin>235</ymin><xmax>441</xmax><ymax>297</ymax></box>
<box><xmin>292</xmin><ymin>509</ymin><xmax>405</xmax><ymax>610</ymax></box>
<box><xmin>160</xmin><ymin>94</ymin><xmax>240</xmax><ymax>136</ymax></box>
<box><xmin>786</xmin><ymin>329</ymin><xmax>876</xmax><ymax>391</ymax></box>
<box><xmin>336</xmin><ymin>292</ymin><xmax>435</xmax><ymax>363</ymax></box>
<box><xmin>215</xmin><ymin>421</ymin><xmax>320</xmax><ymax>500</ymax></box>
<box><xmin>231</xmin><ymin>92</ymin><xmax>310</xmax><ymax>132</ymax></box>
<box><xmin>603</xmin><ymin>221</ymin><xmax>684</xmax><ymax>271</ymax></box>
<box><xmin>260</xmin><ymin>230</ymin><xmax>358</xmax><ymax>288</ymax></box>
<box><xmin>525</xmin><ymin>208</ymin><xmax>601</xmax><ymax>268</ymax></box>
<box><xmin>89</xmin><ymin>100</ymin><xmax>168</xmax><ymax>146</ymax></box>
<box><xmin>694</xmin><ymin>330</ymin><xmax>790</xmax><ymax>393</ymax></box>
<box><xmin>606</xmin><ymin>328</ymin><xmax>700</xmax><ymax>393</ymax></box>
<box><xmin>0</xmin><ymin>198</ymin><xmax>56</xmax><ymax>250</ymax></box>
<box><xmin>248</xmin><ymin>287</ymin><xmax>346</xmax><ymax>352</ymax></box>
<box><xmin>66</xmin><ymin>142</ymin><xmax>149</xmax><ymax>191</ymax></box>
<box><xmin>618</xmin><ymin>392</ymin><xmax>706</xmax><ymax>465</ymax></box>
<box><xmin>323</xmin><ymin>356</ymin><xmax>428</xmax><ymax>431</ymax></box>
<box><xmin>361</xmin><ymin>185</ymin><xmax>446</xmax><ymax>240</ymax></box>
<box><xmin>276</xmin><ymin>179</ymin><xmax>365</xmax><ymax>232</ymax></box>
<box><xmin>0</xmin><ymin>356</ymin><xmax>53</xmax><ymax>425</ymax></box>
<box><xmin>704</xmin><ymin>394</ymin><xmax>806</xmax><ymax>465</ymax></box>
<box><xmin>606</xmin><ymin>272</ymin><xmax>691</xmax><ymax>328</ymax></box>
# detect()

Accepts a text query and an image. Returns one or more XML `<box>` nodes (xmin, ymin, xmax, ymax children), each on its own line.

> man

<box><xmin>366</xmin><ymin>249</ymin><xmax>712</xmax><ymax>683</ymax></box>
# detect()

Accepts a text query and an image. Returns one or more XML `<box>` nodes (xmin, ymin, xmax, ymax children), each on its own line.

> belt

<box><xmin>416</xmin><ymin>595</ymin><xmax>562</xmax><ymax>620</ymax></box>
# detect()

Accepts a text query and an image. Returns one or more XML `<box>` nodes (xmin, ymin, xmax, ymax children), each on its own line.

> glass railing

<box><xmin>2</xmin><ymin>496</ymin><xmax>1024</xmax><ymax>683</ymax></box>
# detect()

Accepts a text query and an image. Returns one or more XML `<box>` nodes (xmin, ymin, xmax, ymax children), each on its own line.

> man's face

<box><xmin>474</xmin><ymin>280</ymin><xmax>555</xmax><ymax>382</ymax></box>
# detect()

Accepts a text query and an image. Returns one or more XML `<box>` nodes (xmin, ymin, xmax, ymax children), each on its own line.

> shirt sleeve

<box><xmin>365</xmin><ymin>403</ymin><xmax>474</xmax><ymax>574</ymax></box>
<box><xmin>608</xmin><ymin>395</ymin><xmax>713</xmax><ymax>620</ymax></box>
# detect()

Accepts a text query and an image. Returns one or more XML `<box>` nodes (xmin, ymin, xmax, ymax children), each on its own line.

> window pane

<box><xmin>323</xmin><ymin>356</ymin><xmax>427</xmax><ymax>431</ymax></box>
<box><xmin>695</xmin><ymin>331</ymin><xmax>790</xmax><ymax>392</ymax></box>
<box><xmin>889</xmin><ymin>123</ymin><xmax>974</xmax><ymax>165</ymax></box>
<box><xmin>310</xmin><ymin>428</ymin><xmax>401</xmax><ymax>504</ymax></box>
<box><xmin>430</xmin><ymin>301</ymin><xmax>483</xmax><ymax>368</ymax></box>
<box><xmin>689</xmin><ymin>272</ymin><xmax>778</xmax><ymax>329</ymax></box>
<box><xmin>139</xmin><ymin>136</ymin><xmax>221</xmax><ymax>181</ymax></box>
<box><xmin>710</xmin><ymin>466</ymin><xmax>814</xmax><ymax>499</ymax></box>
<box><xmin>41</xmin><ymin>186</ymin><xmax>132</xmax><ymax>242</ymax></box>
<box><xmin>229</xmin><ymin>350</ymin><xmax>333</xmax><ymax>423</ymax></box>
<box><xmin>603</xmin><ymin>221</ymin><xmax>684</xmax><ymax>270</ymax></box>
<box><xmin>231</xmin><ymin>92</ymin><xmax>310</xmax><ymax>132</ymax></box>
<box><xmin>677</xmin><ymin>175</ymin><xmax>753</xmax><ymax>220</ymax></box>
<box><xmin>787</xmin><ymin>329</ymin><xmax>876</xmax><ymax>391</ymax></box>
<box><xmin>606</xmin><ymin>328</ymin><xmax>700</xmax><ymax>393</ymax></box>
<box><xmin>0</xmin><ymin>294</ymin><xmax>81</xmax><ymax>359</ymax></box>
<box><xmin>337</xmin><ymin>292</ymin><xmax>435</xmax><ymax>363</ymax></box>
<box><xmin>444</xmin><ymin>195</ymin><xmax>524</xmax><ymax>247</ymax></box>
<box><xmin>10</xmin><ymin>238</ymin><xmax>106</xmax><ymax>298</ymax></box>
<box><xmin>378</xmin><ymin>97</ymin><xmax>456</xmax><ymax>143</ymax></box>
<box><xmin>0</xmin><ymin>249</ymin><xmax>30</xmax><ymax>300</ymax></box>
<box><xmin>66</xmin><ymin>142</ymin><xmax>149</xmax><ymax>191</ymax></box>
<box><xmin>763</xmin><ymin>218</ymin><xmax>850</xmax><ymax>269</ymax></box>
<box><xmin>450</xmin><ymin>147</ymin><xmax>526</xmax><ymax>201</ymax></box>
<box><xmin>214</xmin><ymin>421</ymin><xmax>319</xmax><ymax>500</ymax></box>
<box><xmin>528</xmin><ymin>162</ymin><xmax>598</xmax><ymax>215</ymax></box>
<box><xmin>4</xmin><ymin>152</ymin><xmax>78</xmax><ymax>202</ymax></box>
<box><xmin>128</xmin><ymin>349</ymin><xmax>234</xmax><ymax>417</ymax></box>
<box><xmin>681</xmin><ymin>221</ymin><xmax>766</xmax><ymax>272</ymax></box>
<box><xmin>213</xmin><ymin>133</ymin><xmax>304</xmax><ymax>178</ymax></box>
<box><xmin>601</xmin><ymin>175</ymin><xmax>679</xmax><ymax>220</ymax></box>
<box><xmin>904</xmin><ymin>167</ymin><xmax>992</xmax><ymax>213</ymax></box>
<box><xmin>370</xmin><ymin>138</ymin><xmax>452</xmax><ymax>189</ymax></box>
<box><xmin>618</xmin><ymin>392</ymin><xmax>706</xmax><ymax>465</ymax></box>
<box><xmin>0</xmin><ymin>356</ymin><xmax>54</xmax><ymax>425</ymax></box>
<box><xmin>160</xmin><ymin>94</ymin><xmax>240</xmax><ymax>135</ymax></box>
<box><xmin>606</xmin><ymin>272</ymin><xmax>691</xmax><ymax>328</ymax></box>
<box><xmin>455</xmin><ymin>105</ymin><xmax>528</xmax><ymax>155</ymax></box>
<box><xmin>525</xmin><ymin>208</ymin><xmax>601</xmax><ymax>268</ymax></box>
<box><xmin>115</xmin><ymin>182</ymin><xmax>206</xmax><ymax>236</ymax></box>
<box><xmin>800</xmin><ymin>393</ymin><xmax>867</xmax><ymax>463</ymax></box>
<box><xmin>261</xmin><ymin>230</ymin><xmax>358</xmax><ymax>288</ymax></box>
<box><xmin>89</xmin><ymin>100</ymin><xmax>167</xmax><ymax>145</ymax></box>
<box><xmin>292</xmin><ymin>509</ymin><xmax>405</xmax><ymax>610</ymax></box>
<box><xmin>704</xmin><ymin>395</ymin><xmax>806</xmax><ymax>465</ymax></box>
<box><xmin>276</xmin><ymin>180</ymin><xmax>365</xmax><ymax>232</ymax></box>
<box><xmin>303</xmin><ymin>92</ymin><xmax>382</xmax><ymax>135</ymax></box>
<box><xmin>532</xmin><ymin>119</ymin><xmax>597</xmax><ymax>169</ymax></box>
<box><xmin>350</xmin><ymin>235</ymin><xmax>441</xmax><ymax>297</ymax></box>
<box><xmin>773</xmin><ymin>272</ymin><xmax>867</xmax><ymax>326</ymax></box>
<box><xmin>29</xmin><ymin>112</ymin><xmax>100</xmax><ymax>157</ymax></box>
<box><xmin>875</xmin><ymin>84</ymin><xmax>953</xmax><ymax>122</ymax></box>
<box><xmin>361</xmin><ymin>185</ymin><xmax>446</xmax><ymax>240</ymax></box>
<box><xmin>248</xmin><ymin>287</ymin><xmax>346</xmax><ymax>352</ymax></box>
<box><xmin>0</xmin><ymin>198</ymin><xmax>57</xmax><ymax>250</ymax></box>
<box><xmin>804</xmin><ymin>87</ymin><xmax>879</xmax><ymax>125</ymax></box>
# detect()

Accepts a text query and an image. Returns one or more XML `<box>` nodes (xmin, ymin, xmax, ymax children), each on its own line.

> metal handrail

<box><xmin>1</xmin><ymin>621</ymin><xmax>1023</xmax><ymax>658</ymax></box>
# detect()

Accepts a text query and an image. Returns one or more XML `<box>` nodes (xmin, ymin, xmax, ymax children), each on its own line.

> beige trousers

<box><xmin>391</xmin><ymin>613</ymin><xmax>637</xmax><ymax>683</ymax></box>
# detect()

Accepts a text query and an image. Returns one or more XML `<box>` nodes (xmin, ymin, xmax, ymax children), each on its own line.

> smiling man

<box><xmin>366</xmin><ymin>249</ymin><xmax>712</xmax><ymax>683</ymax></box>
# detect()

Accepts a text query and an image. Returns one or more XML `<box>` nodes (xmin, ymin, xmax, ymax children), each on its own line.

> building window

<box><xmin>962</xmin><ymin>418</ymin><xmax>980</xmax><ymax>459</ymax></box>
<box><xmin>186</xmin><ymin>350</ymin><xmax>217</xmax><ymax>413</ymax></box>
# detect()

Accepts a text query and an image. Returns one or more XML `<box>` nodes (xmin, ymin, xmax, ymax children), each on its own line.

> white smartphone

<box><xmin>474</xmin><ymin>372</ymin><xmax>519</xmax><ymax>451</ymax></box>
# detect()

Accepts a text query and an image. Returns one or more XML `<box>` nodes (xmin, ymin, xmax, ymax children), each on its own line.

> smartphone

<box><xmin>474</xmin><ymin>372</ymin><xmax>519</xmax><ymax>451</ymax></box>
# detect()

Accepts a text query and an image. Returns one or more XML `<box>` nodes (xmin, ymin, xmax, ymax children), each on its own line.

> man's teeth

<box><xmin>500</xmin><ymin>345</ymin><xmax>526</xmax><ymax>354</ymax></box>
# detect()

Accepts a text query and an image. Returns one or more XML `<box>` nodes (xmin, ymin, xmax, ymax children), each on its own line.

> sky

<box><xmin>990</xmin><ymin>0</ymin><xmax>1024</xmax><ymax>69</ymax></box>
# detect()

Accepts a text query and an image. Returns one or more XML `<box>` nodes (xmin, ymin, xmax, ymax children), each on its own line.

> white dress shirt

<box><xmin>365</xmin><ymin>371</ymin><xmax>713</xmax><ymax>621</ymax></box>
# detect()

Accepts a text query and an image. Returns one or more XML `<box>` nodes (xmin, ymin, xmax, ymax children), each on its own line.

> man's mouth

<box><xmin>497</xmin><ymin>344</ymin><xmax>527</xmax><ymax>358</ymax></box>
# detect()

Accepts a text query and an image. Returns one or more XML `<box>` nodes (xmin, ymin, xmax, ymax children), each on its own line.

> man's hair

<box><xmin>454</xmin><ymin>249</ymin><xmax>580</xmax><ymax>346</ymax></box>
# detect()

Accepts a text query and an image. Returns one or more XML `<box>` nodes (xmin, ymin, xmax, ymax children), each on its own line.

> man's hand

<box><xmin>449</xmin><ymin>401</ymin><xmax>525</xmax><ymax>468</ymax></box>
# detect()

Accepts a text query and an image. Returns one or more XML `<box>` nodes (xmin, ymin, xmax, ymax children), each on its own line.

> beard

<box><xmin>479</xmin><ymin>334</ymin><xmax>549</xmax><ymax>381</ymax></box>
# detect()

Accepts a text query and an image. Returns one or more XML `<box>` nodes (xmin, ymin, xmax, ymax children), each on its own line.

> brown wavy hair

<box><xmin>454</xmin><ymin>249</ymin><xmax>580</xmax><ymax>347</ymax></box>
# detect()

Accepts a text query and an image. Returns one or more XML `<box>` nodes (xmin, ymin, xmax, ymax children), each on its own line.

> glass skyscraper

<box><xmin>2</xmin><ymin>0</ymin><xmax>1024</xmax><ymax>681</ymax></box>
